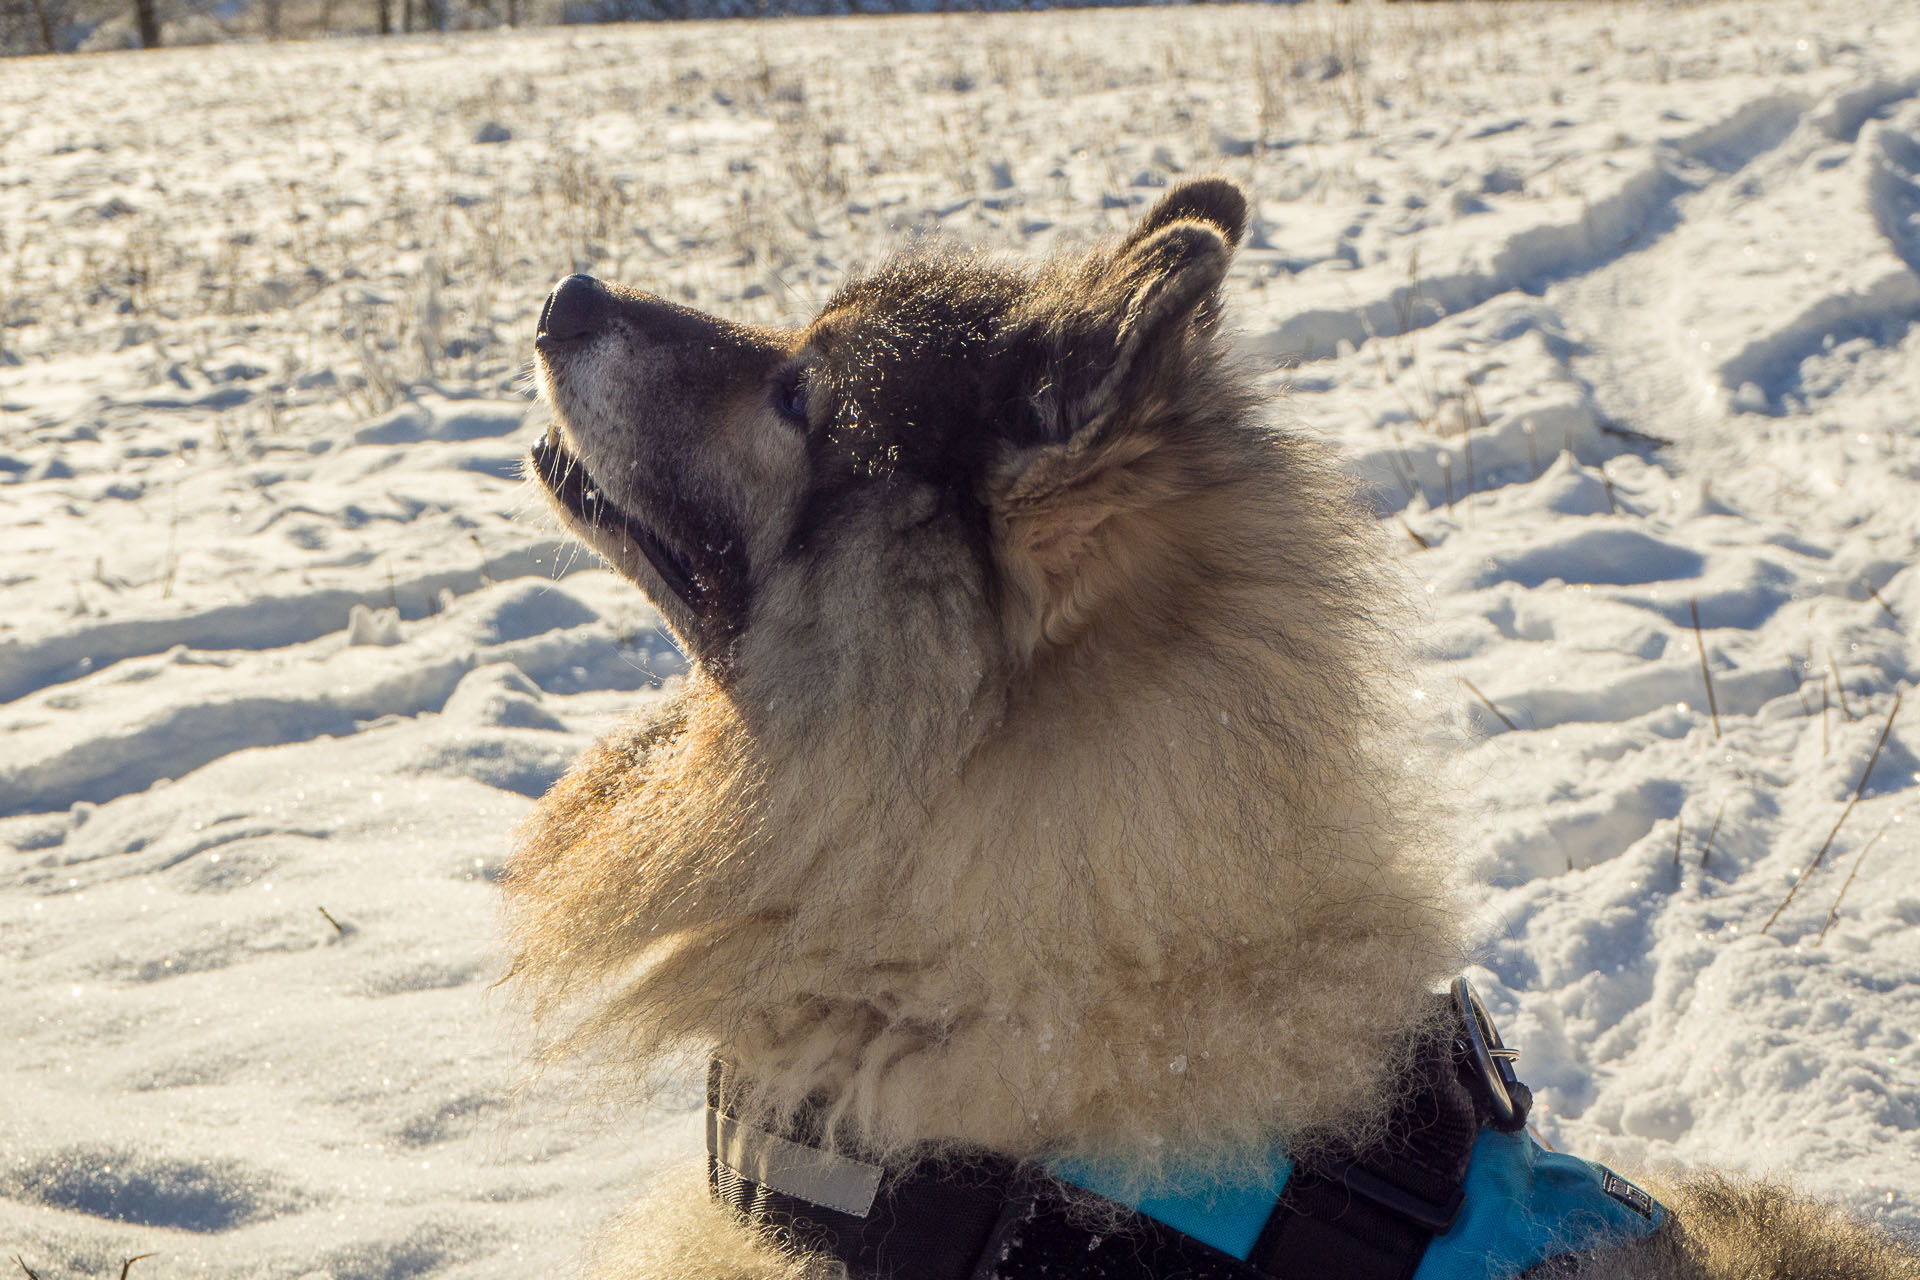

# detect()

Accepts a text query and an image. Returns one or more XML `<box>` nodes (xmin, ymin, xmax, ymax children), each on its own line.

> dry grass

<box><xmin>0</xmin><ymin>0</ymin><xmax>1842</xmax><ymax>448</ymax></box>
<box><xmin>1</xmin><ymin>2</ymin><xmax>1643</xmax><ymax>428</ymax></box>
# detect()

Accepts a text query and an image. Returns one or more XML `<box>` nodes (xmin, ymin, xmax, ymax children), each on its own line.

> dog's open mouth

<box><xmin>530</xmin><ymin>431</ymin><xmax>701</xmax><ymax>609</ymax></box>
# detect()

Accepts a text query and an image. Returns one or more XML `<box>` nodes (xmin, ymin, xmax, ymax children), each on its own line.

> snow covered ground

<box><xmin>4</xmin><ymin>2</ymin><xmax>1920</xmax><ymax>1275</ymax></box>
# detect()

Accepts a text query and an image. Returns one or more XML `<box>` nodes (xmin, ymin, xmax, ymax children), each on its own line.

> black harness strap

<box><xmin>1250</xmin><ymin>1013</ymin><xmax>1489</xmax><ymax>1280</ymax></box>
<box><xmin>708</xmin><ymin>1061</ymin><xmax>1029</xmax><ymax>1280</ymax></box>
<box><xmin>708</xmin><ymin>1063</ymin><xmax>1268</xmax><ymax>1280</ymax></box>
<box><xmin>989</xmin><ymin>1178</ymin><xmax>1277</xmax><ymax>1280</ymax></box>
<box><xmin>708</xmin><ymin>990</ymin><xmax>1532</xmax><ymax>1280</ymax></box>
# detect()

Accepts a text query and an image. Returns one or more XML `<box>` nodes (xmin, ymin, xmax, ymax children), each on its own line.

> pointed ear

<box><xmin>1117</xmin><ymin>178</ymin><xmax>1249</xmax><ymax>255</ymax></box>
<box><xmin>1058</xmin><ymin>181</ymin><xmax>1246</xmax><ymax>433</ymax></box>
<box><xmin>1110</xmin><ymin>217</ymin><xmax>1233</xmax><ymax>350</ymax></box>
<box><xmin>984</xmin><ymin>183</ymin><xmax>1248</xmax><ymax>651</ymax></box>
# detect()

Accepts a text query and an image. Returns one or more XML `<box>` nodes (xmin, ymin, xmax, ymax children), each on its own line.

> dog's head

<box><xmin>530</xmin><ymin>180</ymin><xmax>1252</xmax><ymax>698</ymax></box>
<box><xmin>516</xmin><ymin>181</ymin><xmax>1458</xmax><ymax>1157</ymax></box>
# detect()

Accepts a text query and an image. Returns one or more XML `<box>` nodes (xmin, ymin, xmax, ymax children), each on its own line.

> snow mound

<box><xmin>3</xmin><ymin>4</ymin><xmax>1919</xmax><ymax>1277</ymax></box>
<box><xmin>1</xmin><ymin>1146</ymin><xmax>303</xmax><ymax>1232</ymax></box>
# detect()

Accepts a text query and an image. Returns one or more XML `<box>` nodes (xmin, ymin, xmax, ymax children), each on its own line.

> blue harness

<box><xmin>707</xmin><ymin>980</ymin><xmax>1668</xmax><ymax>1280</ymax></box>
<box><xmin>1055</xmin><ymin>1127</ymin><xmax>1664</xmax><ymax>1279</ymax></box>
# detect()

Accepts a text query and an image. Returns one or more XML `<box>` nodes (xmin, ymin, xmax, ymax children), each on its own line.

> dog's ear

<box><xmin>1116</xmin><ymin>177</ymin><xmax>1249</xmax><ymax>255</ymax></box>
<box><xmin>988</xmin><ymin>425</ymin><xmax>1167</xmax><ymax>648</ymax></box>
<box><xmin>1004</xmin><ymin>181</ymin><xmax>1247</xmax><ymax>460</ymax></box>
<box><xmin>1052</xmin><ymin>181</ymin><xmax>1244</xmax><ymax>434</ymax></box>
<box><xmin>987</xmin><ymin>181</ymin><xmax>1247</xmax><ymax>649</ymax></box>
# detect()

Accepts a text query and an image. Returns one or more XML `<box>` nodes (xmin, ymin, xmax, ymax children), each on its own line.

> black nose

<box><xmin>539</xmin><ymin>273</ymin><xmax>609</xmax><ymax>343</ymax></box>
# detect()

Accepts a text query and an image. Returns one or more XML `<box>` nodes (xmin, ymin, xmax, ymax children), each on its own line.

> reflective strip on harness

<box><xmin>706</xmin><ymin>1107</ymin><xmax>884</xmax><ymax>1218</ymax></box>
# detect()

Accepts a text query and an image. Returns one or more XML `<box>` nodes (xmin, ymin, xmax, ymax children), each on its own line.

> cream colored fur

<box><xmin>507</xmin><ymin>414</ymin><xmax>1460</xmax><ymax>1169</ymax></box>
<box><xmin>505</xmin><ymin>181</ymin><xmax>1920</xmax><ymax>1280</ymax></box>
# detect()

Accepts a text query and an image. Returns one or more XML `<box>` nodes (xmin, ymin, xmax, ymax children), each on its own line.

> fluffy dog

<box><xmin>506</xmin><ymin>181</ymin><xmax>1919</xmax><ymax>1280</ymax></box>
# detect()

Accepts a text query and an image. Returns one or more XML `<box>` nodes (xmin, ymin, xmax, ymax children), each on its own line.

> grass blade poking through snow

<box><xmin>1816</xmin><ymin>812</ymin><xmax>1903</xmax><ymax>946</ymax></box>
<box><xmin>1460</xmin><ymin>678</ymin><xmax>1518</xmax><ymax>733</ymax></box>
<box><xmin>15</xmin><ymin>1257</ymin><xmax>156</xmax><ymax>1280</ymax></box>
<box><xmin>1691</xmin><ymin>597</ymin><xmax>1721</xmax><ymax>739</ymax></box>
<box><xmin>1830</xmin><ymin>650</ymin><xmax>1855</xmax><ymax>722</ymax></box>
<box><xmin>1700</xmin><ymin>797</ymin><xmax>1728</xmax><ymax>871</ymax></box>
<box><xmin>1866</xmin><ymin>580</ymin><xmax>1901</xmax><ymax>628</ymax></box>
<box><xmin>1763</xmin><ymin>693</ymin><xmax>1902</xmax><ymax>936</ymax></box>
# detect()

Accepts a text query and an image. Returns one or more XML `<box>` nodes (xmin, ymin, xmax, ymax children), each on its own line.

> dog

<box><xmin>506</xmin><ymin>180</ymin><xmax>1920</xmax><ymax>1280</ymax></box>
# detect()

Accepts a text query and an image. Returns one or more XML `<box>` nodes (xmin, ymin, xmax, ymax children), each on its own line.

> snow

<box><xmin>4</xmin><ymin>2</ymin><xmax>1920</xmax><ymax>1275</ymax></box>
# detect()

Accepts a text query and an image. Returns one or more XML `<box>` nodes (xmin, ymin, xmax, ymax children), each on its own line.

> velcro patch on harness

<box><xmin>706</xmin><ymin>1107</ymin><xmax>884</xmax><ymax>1218</ymax></box>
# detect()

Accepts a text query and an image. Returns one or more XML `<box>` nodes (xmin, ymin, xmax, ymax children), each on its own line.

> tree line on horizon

<box><xmin>3</xmin><ymin>0</ymin><xmax>529</xmax><ymax>54</ymax></box>
<box><xmin>3</xmin><ymin>0</ymin><xmax>1277</xmax><ymax>56</ymax></box>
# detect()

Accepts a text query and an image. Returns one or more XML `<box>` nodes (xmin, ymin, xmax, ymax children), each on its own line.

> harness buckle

<box><xmin>1450</xmin><ymin>977</ymin><xmax>1524</xmax><ymax>1129</ymax></box>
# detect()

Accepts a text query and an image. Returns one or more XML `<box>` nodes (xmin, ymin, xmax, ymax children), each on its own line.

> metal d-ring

<box><xmin>1451</xmin><ymin>977</ymin><xmax>1522</xmax><ymax>1128</ymax></box>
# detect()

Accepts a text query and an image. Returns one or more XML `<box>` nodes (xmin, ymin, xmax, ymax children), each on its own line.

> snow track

<box><xmin>4</xmin><ymin>4</ymin><xmax>1920</xmax><ymax>1277</ymax></box>
<box><xmin>0</xmin><ymin>381</ymin><xmax>686</xmax><ymax>1274</ymax></box>
<box><xmin>1246</xmin><ymin>44</ymin><xmax>1920</xmax><ymax>1216</ymax></box>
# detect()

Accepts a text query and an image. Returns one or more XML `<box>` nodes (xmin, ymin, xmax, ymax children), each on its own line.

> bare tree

<box><xmin>132</xmin><ymin>0</ymin><xmax>159</xmax><ymax>44</ymax></box>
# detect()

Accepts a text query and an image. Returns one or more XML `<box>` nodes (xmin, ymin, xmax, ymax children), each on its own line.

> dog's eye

<box><xmin>773</xmin><ymin>369</ymin><xmax>810</xmax><ymax>428</ymax></box>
